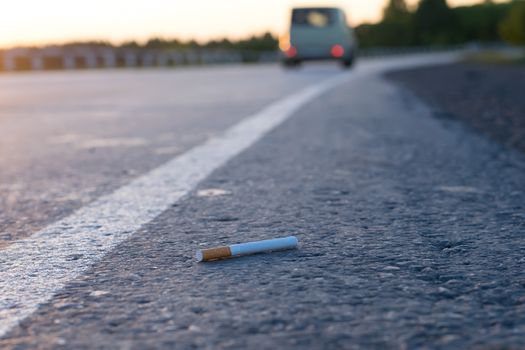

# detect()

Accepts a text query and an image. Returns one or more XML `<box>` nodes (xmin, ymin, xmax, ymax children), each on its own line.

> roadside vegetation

<box><xmin>11</xmin><ymin>33</ymin><xmax>279</xmax><ymax>54</ymax></box>
<box><xmin>356</xmin><ymin>0</ymin><xmax>525</xmax><ymax>48</ymax></box>
<box><xmin>499</xmin><ymin>0</ymin><xmax>525</xmax><ymax>45</ymax></box>
<box><xmin>462</xmin><ymin>50</ymin><xmax>525</xmax><ymax>64</ymax></box>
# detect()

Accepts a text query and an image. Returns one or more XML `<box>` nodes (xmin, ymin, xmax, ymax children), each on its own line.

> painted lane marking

<box><xmin>0</xmin><ymin>73</ymin><xmax>350</xmax><ymax>338</ymax></box>
<box><xmin>438</xmin><ymin>186</ymin><xmax>482</xmax><ymax>194</ymax></box>
<box><xmin>76</xmin><ymin>137</ymin><xmax>148</xmax><ymax>149</ymax></box>
<box><xmin>196</xmin><ymin>188</ymin><xmax>231</xmax><ymax>197</ymax></box>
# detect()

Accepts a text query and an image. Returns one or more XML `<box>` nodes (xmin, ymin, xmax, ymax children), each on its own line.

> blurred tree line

<box><xmin>120</xmin><ymin>32</ymin><xmax>277</xmax><ymax>52</ymax></box>
<box><xmin>356</xmin><ymin>0</ymin><xmax>525</xmax><ymax>48</ymax></box>
<box><xmin>48</xmin><ymin>33</ymin><xmax>278</xmax><ymax>53</ymax></box>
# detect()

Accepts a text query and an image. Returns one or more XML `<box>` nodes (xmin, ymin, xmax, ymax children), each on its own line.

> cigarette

<box><xmin>196</xmin><ymin>236</ymin><xmax>299</xmax><ymax>262</ymax></box>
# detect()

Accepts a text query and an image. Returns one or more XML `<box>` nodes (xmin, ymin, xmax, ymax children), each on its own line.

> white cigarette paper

<box><xmin>196</xmin><ymin>236</ymin><xmax>299</xmax><ymax>262</ymax></box>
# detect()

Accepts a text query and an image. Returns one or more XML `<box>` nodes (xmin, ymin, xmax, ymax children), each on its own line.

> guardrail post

<box><xmin>3</xmin><ymin>52</ymin><xmax>16</xmax><ymax>71</ymax></box>
<box><xmin>63</xmin><ymin>55</ymin><xmax>76</xmax><ymax>69</ymax></box>
<box><xmin>124</xmin><ymin>52</ymin><xmax>138</xmax><ymax>67</ymax></box>
<box><xmin>31</xmin><ymin>55</ymin><xmax>44</xmax><ymax>70</ymax></box>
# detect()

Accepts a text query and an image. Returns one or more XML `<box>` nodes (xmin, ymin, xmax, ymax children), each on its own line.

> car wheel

<box><xmin>341</xmin><ymin>56</ymin><xmax>354</xmax><ymax>69</ymax></box>
<box><xmin>282</xmin><ymin>60</ymin><xmax>301</xmax><ymax>69</ymax></box>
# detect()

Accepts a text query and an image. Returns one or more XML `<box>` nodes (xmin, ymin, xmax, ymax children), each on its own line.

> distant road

<box><xmin>1</xmin><ymin>54</ymin><xmax>525</xmax><ymax>349</ymax></box>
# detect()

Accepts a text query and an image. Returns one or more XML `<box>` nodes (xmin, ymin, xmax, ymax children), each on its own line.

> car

<box><xmin>280</xmin><ymin>7</ymin><xmax>357</xmax><ymax>68</ymax></box>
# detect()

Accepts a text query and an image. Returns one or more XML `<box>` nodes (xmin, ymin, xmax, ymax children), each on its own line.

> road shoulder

<box><xmin>385</xmin><ymin>62</ymin><xmax>525</xmax><ymax>154</ymax></box>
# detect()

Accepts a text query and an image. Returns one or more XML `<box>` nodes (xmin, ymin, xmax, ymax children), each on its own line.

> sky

<box><xmin>0</xmin><ymin>0</ymin><xmax>501</xmax><ymax>48</ymax></box>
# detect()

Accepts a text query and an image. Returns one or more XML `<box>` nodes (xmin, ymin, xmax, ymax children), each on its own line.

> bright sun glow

<box><xmin>0</xmin><ymin>0</ymin><xmax>505</xmax><ymax>48</ymax></box>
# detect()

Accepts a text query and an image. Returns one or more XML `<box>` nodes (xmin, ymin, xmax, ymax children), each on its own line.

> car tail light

<box><xmin>285</xmin><ymin>46</ymin><xmax>297</xmax><ymax>58</ymax></box>
<box><xmin>331</xmin><ymin>45</ymin><xmax>345</xmax><ymax>58</ymax></box>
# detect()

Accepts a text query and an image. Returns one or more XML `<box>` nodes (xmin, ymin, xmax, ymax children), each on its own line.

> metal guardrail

<box><xmin>0</xmin><ymin>47</ymin><xmax>280</xmax><ymax>72</ymax></box>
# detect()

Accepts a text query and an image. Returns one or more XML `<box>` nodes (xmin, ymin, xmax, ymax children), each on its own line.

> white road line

<box><xmin>0</xmin><ymin>73</ymin><xmax>350</xmax><ymax>338</ymax></box>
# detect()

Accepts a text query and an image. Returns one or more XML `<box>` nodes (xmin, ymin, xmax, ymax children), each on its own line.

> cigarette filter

<box><xmin>196</xmin><ymin>236</ymin><xmax>298</xmax><ymax>262</ymax></box>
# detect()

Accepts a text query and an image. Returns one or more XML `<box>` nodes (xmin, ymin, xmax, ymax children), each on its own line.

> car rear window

<box><xmin>292</xmin><ymin>8</ymin><xmax>336</xmax><ymax>27</ymax></box>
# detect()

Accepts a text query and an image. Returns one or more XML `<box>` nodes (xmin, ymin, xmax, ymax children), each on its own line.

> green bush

<box><xmin>454</xmin><ymin>2</ymin><xmax>511</xmax><ymax>42</ymax></box>
<box><xmin>356</xmin><ymin>0</ymin><xmax>516</xmax><ymax>48</ymax></box>
<box><xmin>500</xmin><ymin>1</ymin><xmax>525</xmax><ymax>45</ymax></box>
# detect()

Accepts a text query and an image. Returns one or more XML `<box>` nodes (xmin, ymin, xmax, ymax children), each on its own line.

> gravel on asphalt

<box><xmin>385</xmin><ymin>62</ymin><xmax>525</xmax><ymax>154</ymax></box>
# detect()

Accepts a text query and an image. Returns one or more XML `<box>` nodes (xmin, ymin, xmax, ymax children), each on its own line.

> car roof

<box><xmin>291</xmin><ymin>7</ymin><xmax>341</xmax><ymax>11</ymax></box>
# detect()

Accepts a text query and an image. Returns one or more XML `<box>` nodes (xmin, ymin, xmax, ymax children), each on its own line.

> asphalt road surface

<box><xmin>1</xmin><ymin>54</ymin><xmax>524</xmax><ymax>349</ymax></box>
